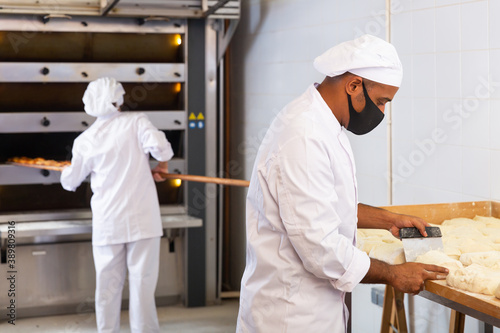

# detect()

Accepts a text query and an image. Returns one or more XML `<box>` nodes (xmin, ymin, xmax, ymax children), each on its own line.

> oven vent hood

<box><xmin>0</xmin><ymin>0</ymin><xmax>240</xmax><ymax>19</ymax></box>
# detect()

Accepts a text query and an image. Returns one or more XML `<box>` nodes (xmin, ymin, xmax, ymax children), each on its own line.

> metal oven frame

<box><xmin>0</xmin><ymin>12</ymin><xmax>235</xmax><ymax>318</ymax></box>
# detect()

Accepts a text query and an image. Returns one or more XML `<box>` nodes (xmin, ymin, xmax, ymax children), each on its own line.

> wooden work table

<box><xmin>421</xmin><ymin>280</ymin><xmax>500</xmax><ymax>328</ymax></box>
<box><xmin>379</xmin><ymin>201</ymin><xmax>500</xmax><ymax>332</ymax></box>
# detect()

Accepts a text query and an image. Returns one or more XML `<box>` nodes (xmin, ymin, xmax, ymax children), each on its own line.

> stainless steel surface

<box><xmin>0</xmin><ymin>14</ymin><xmax>186</xmax><ymax>33</ymax></box>
<box><xmin>401</xmin><ymin>237</ymin><xmax>444</xmax><ymax>262</ymax></box>
<box><xmin>0</xmin><ymin>8</ymin><xmax>233</xmax><ymax>313</ymax></box>
<box><xmin>419</xmin><ymin>290</ymin><xmax>500</xmax><ymax>328</ymax></box>
<box><xmin>0</xmin><ymin>63</ymin><xmax>185</xmax><ymax>83</ymax></box>
<box><xmin>205</xmin><ymin>19</ymin><xmax>219</xmax><ymax>305</ymax></box>
<box><xmin>0</xmin><ymin>111</ymin><xmax>186</xmax><ymax>133</ymax></box>
<box><xmin>0</xmin><ymin>233</ymin><xmax>188</xmax><ymax>319</ymax></box>
<box><xmin>0</xmin><ymin>0</ymin><xmax>240</xmax><ymax>19</ymax></box>
<box><xmin>0</xmin><ymin>215</ymin><xmax>202</xmax><ymax>240</ymax></box>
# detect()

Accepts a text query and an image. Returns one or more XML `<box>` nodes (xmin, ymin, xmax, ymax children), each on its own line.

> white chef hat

<box><xmin>82</xmin><ymin>77</ymin><xmax>125</xmax><ymax>117</ymax></box>
<box><xmin>313</xmin><ymin>34</ymin><xmax>403</xmax><ymax>87</ymax></box>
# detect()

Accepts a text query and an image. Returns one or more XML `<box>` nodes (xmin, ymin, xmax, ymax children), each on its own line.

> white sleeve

<box><xmin>273</xmin><ymin>134</ymin><xmax>370</xmax><ymax>292</ymax></box>
<box><xmin>137</xmin><ymin>114</ymin><xmax>174</xmax><ymax>162</ymax></box>
<box><xmin>60</xmin><ymin>143</ymin><xmax>92</xmax><ymax>192</ymax></box>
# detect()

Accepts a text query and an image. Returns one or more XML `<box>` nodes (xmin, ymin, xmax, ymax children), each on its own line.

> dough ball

<box><xmin>446</xmin><ymin>264</ymin><xmax>500</xmax><ymax>296</ymax></box>
<box><xmin>369</xmin><ymin>242</ymin><xmax>405</xmax><ymax>265</ymax></box>
<box><xmin>473</xmin><ymin>215</ymin><xmax>500</xmax><ymax>227</ymax></box>
<box><xmin>415</xmin><ymin>250</ymin><xmax>463</xmax><ymax>274</ymax></box>
<box><xmin>442</xmin><ymin>218</ymin><xmax>486</xmax><ymax>229</ymax></box>
<box><xmin>459</xmin><ymin>251</ymin><xmax>500</xmax><ymax>269</ymax></box>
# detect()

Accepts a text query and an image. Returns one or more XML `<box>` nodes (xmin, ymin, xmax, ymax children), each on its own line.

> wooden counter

<box><xmin>422</xmin><ymin>280</ymin><xmax>500</xmax><ymax>327</ymax></box>
<box><xmin>380</xmin><ymin>201</ymin><xmax>500</xmax><ymax>329</ymax></box>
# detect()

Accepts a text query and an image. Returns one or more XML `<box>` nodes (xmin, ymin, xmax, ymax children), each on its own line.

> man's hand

<box><xmin>362</xmin><ymin>258</ymin><xmax>449</xmax><ymax>295</ymax></box>
<box><xmin>357</xmin><ymin>203</ymin><xmax>431</xmax><ymax>238</ymax></box>
<box><xmin>152</xmin><ymin>161</ymin><xmax>168</xmax><ymax>182</ymax></box>
<box><xmin>389</xmin><ymin>262</ymin><xmax>448</xmax><ymax>294</ymax></box>
<box><xmin>388</xmin><ymin>213</ymin><xmax>430</xmax><ymax>238</ymax></box>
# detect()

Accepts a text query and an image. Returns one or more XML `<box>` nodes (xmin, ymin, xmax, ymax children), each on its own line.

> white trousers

<box><xmin>93</xmin><ymin>237</ymin><xmax>161</xmax><ymax>333</ymax></box>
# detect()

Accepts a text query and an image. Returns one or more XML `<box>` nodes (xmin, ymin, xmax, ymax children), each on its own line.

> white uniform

<box><xmin>61</xmin><ymin>111</ymin><xmax>173</xmax><ymax>333</ymax></box>
<box><xmin>237</xmin><ymin>84</ymin><xmax>371</xmax><ymax>333</ymax></box>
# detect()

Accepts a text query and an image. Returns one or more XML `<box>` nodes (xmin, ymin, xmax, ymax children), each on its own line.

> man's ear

<box><xmin>345</xmin><ymin>76</ymin><xmax>363</xmax><ymax>96</ymax></box>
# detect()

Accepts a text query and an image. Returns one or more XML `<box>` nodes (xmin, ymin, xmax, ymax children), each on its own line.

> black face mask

<box><xmin>346</xmin><ymin>82</ymin><xmax>385</xmax><ymax>135</ymax></box>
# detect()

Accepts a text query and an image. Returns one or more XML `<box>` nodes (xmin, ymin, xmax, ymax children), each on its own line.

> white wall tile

<box><xmin>462</xmin><ymin>147</ymin><xmax>490</xmax><ymax>198</ymax></box>
<box><xmin>396</xmin><ymin>54</ymin><xmax>413</xmax><ymax>98</ymax></box>
<box><xmin>412</xmin><ymin>98</ymin><xmax>437</xmax><ymax>141</ymax></box>
<box><xmin>392</xmin><ymin>139</ymin><xmax>418</xmax><ymax>186</ymax></box>
<box><xmin>412</xmin><ymin>8</ymin><xmax>436</xmax><ymax>53</ymax></box>
<box><xmin>358</xmin><ymin>0</ymin><xmax>387</xmax><ymax>17</ymax></box>
<box><xmin>461</xmin><ymin>50</ymin><xmax>489</xmax><ymax>99</ymax></box>
<box><xmin>436</xmin><ymin>0</ymin><xmax>461</xmax><ymax>6</ymax></box>
<box><xmin>408</xmin><ymin>141</ymin><xmax>438</xmax><ymax>188</ymax></box>
<box><xmin>351</xmin><ymin>135</ymin><xmax>388</xmax><ymax>176</ymax></box>
<box><xmin>392</xmin><ymin>0</ymin><xmax>412</xmax><ymax>13</ymax></box>
<box><xmin>488</xmin><ymin>50</ymin><xmax>500</xmax><ymax>99</ymax></box>
<box><xmin>393</xmin><ymin>182</ymin><xmax>416</xmax><ymax>205</ymax></box>
<box><xmin>412</xmin><ymin>54</ymin><xmax>436</xmax><ymax>98</ymax></box>
<box><xmin>489</xmin><ymin>0</ymin><xmax>500</xmax><ymax>49</ymax></box>
<box><xmin>356</xmin><ymin>174</ymin><xmax>390</xmax><ymax>206</ymax></box>
<box><xmin>490</xmin><ymin>100</ymin><xmax>500</xmax><ymax>150</ymax></box>
<box><xmin>392</xmin><ymin>11</ymin><xmax>413</xmax><ymax>55</ymax></box>
<box><xmin>491</xmin><ymin>150</ymin><xmax>500</xmax><ymax>201</ymax></box>
<box><xmin>317</xmin><ymin>0</ymin><xmax>343</xmax><ymax>24</ymax></box>
<box><xmin>392</xmin><ymin>97</ymin><xmax>414</xmax><ymax>142</ymax></box>
<box><xmin>461</xmin><ymin>100</ymin><xmax>489</xmax><ymax>149</ymax></box>
<box><xmin>461</xmin><ymin>1</ymin><xmax>488</xmax><ymax>51</ymax></box>
<box><xmin>436</xmin><ymin>52</ymin><xmax>461</xmax><ymax>99</ymax></box>
<box><xmin>436</xmin><ymin>99</ymin><xmax>463</xmax><ymax>146</ymax></box>
<box><xmin>412</xmin><ymin>0</ymin><xmax>436</xmax><ymax>10</ymax></box>
<box><xmin>436</xmin><ymin>5</ymin><xmax>460</xmax><ymax>52</ymax></box>
<box><xmin>436</xmin><ymin>144</ymin><xmax>462</xmax><ymax>192</ymax></box>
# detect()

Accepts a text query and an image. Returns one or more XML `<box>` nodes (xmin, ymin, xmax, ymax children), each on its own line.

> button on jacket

<box><xmin>237</xmin><ymin>84</ymin><xmax>371</xmax><ymax>333</ymax></box>
<box><xmin>61</xmin><ymin>112</ymin><xmax>174</xmax><ymax>246</ymax></box>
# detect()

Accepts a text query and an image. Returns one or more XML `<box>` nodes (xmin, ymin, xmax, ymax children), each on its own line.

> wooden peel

<box><xmin>8</xmin><ymin>162</ymin><xmax>250</xmax><ymax>187</ymax></box>
<box><xmin>157</xmin><ymin>172</ymin><xmax>250</xmax><ymax>187</ymax></box>
<box><xmin>8</xmin><ymin>162</ymin><xmax>65</xmax><ymax>172</ymax></box>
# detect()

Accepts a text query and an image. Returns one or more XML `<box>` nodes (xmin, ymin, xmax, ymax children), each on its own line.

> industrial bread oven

<box><xmin>0</xmin><ymin>3</ymin><xmax>240</xmax><ymax>318</ymax></box>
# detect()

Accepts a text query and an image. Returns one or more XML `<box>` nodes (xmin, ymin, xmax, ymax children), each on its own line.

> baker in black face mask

<box><xmin>238</xmin><ymin>34</ymin><xmax>449</xmax><ymax>333</ymax></box>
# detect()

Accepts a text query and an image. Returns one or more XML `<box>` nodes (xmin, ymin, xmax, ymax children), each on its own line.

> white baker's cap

<box><xmin>313</xmin><ymin>34</ymin><xmax>403</xmax><ymax>87</ymax></box>
<box><xmin>83</xmin><ymin>77</ymin><xmax>125</xmax><ymax>117</ymax></box>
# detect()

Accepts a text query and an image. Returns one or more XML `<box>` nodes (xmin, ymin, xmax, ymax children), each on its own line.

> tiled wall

<box><xmin>391</xmin><ymin>0</ymin><xmax>500</xmax><ymax>205</ymax></box>
<box><xmin>230</xmin><ymin>0</ymin><xmax>500</xmax><ymax>332</ymax></box>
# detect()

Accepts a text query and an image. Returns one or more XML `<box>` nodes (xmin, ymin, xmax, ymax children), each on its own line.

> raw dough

<box><xmin>415</xmin><ymin>250</ymin><xmax>463</xmax><ymax>274</ymax></box>
<box><xmin>368</xmin><ymin>242</ymin><xmax>405</xmax><ymax>265</ymax></box>
<box><xmin>446</xmin><ymin>264</ymin><xmax>500</xmax><ymax>296</ymax></box>
<box><xmin>358</xmin><ymin>215</ymin><xmax>500</xmax><ymax>298</ymax></box>
<box><xmin>459</xmin><ymin>251</ymin><xmax>500</xmax><ymax>269</ymax></box>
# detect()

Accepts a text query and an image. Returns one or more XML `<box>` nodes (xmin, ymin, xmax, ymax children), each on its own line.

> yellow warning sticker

<box><xmin>189</xmin><ymin>112</ymin><xmax>197</xmax><ymax>120</ymax></box>
<box><xmin>197</xmin><ymin>112</ymin><xmax>205</xmax><ymax>120</ymax></box>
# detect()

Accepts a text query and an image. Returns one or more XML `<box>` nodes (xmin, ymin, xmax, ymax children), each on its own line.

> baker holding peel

<box><xmin>237</xmin><ymin>35</ymin><xmax>449</xmax><ymax>333</ymax></box>
<box><xmin>61</xmin><ymin>77</ymin><xmax>173</xmax><ymax>333</ymax></box>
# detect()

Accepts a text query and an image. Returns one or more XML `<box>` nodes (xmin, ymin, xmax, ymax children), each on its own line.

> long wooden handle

<box><xmin>158</xmin><ymin>172</ymin><xmax>250</xmax><ymax>187</ymax></box>
<box><xmin>9</xmin><ymin>162</ymin><xmax>251</xmax><ymax>187</ymax></box>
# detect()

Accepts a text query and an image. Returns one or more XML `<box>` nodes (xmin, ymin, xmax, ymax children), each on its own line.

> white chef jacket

<box><xmin>61</xmin><ymin>112</ymin><xmax>174</xmax><ymax>246</ymax></box>
<box><xmin>237</xmin><ymin>84</ymin><xmax>371</xmax><ymax>333</ymax></box>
